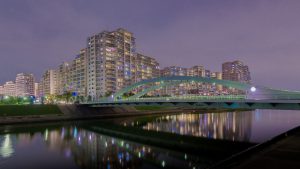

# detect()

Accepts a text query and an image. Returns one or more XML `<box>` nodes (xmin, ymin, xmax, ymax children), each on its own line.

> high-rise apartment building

<box><xmin>68</xmin><ymin>49</ymin><xmax>87</xmax><ymax>96</ymax></box>
<box><xmin>87</xmin><ymin>28</ymin><xmax>136</xmax><ymax>98</ymax></box>
<box><xmin>134</xmin><ymin>53</ymin><xmax>160</xmax><ymax>82</ymax></box>
<box><xmin>34</xmin><ymin>82</ymin><xmax>39</xmax><ymax>97</ymax></box>
<box><xmin>15</xmin><ymin>73</ymin><xmax>35</xmax><ymax>97</ymax></box>
<box><xmin>39</xmin><ymin>70</ymin><xmax>58</xmax><ymax>96</ymax></box>
<box><xmin>222</xmin><ymin>60</ymin><xmax>251</xmax><ymax>83</ymax></box>
<box><xmin>56</xmin><ymin>62</ymin><xmax>71</xmax><ymax>95</ymax></box>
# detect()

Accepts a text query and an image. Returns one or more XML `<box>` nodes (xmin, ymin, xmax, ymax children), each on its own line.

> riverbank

<box><xmin>0</xmin><ymin>108</ymin><xmax>172</xmax><ymax>126</ymax></box>
<box><xmin>0</xmin><ymin>105</ymin><xmax>62</xmax><ymax>116</ymax></box>
<box><xmin>0</xmin><ymin>104</ymin><xmax>251</xmax><ymax>125</ymax></box>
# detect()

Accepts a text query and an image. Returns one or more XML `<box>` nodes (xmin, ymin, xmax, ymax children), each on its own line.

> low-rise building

<box><xmin>3</xmin><ymin>81</ymin><xmax>16</xmax><ymax>96</ymax></box>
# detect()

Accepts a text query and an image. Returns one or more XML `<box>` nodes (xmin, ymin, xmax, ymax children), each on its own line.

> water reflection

<box><xmin>0</xmin><ymin>126</ymin><xmax>205</xmax><ymax>169</ymax></box>
<box><xmin>130</xmin><ymin>110</ymin><xmax>300</xmax><ymax>143</ymax></box>
<box><xmin>132</xmin><ymin>112</ymin><xmax>252</xmax><ymax>142</ymax></box>
<box><xmin>45</xmin><ymin>127</ymin><xmax>203</xmax><ymax>169</ymax></box>
<box><xmin>0</xmin><ymin>135</ymin><xmax>14</xmax><ymax>158</ymax></box>
<box><xmin>2</xmin><ymin>109</ymin><xmax>300</xmax><ymax>168</ymax></box>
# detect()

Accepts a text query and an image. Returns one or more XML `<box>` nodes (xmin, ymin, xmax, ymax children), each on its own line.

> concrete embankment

<box><xmin>210</xmin><ymin>125</ymin><xmax>300</xmax><ymax>169</ymax></box>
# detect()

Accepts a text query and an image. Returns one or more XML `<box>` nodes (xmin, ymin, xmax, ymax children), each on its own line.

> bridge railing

<box><xmin>122</xmin><ymin>95</ymin><xmax>246</xmax><ymax>102</ymax></box>
<box><xmin>82</xmin><ymin>95</ymin><xmax>246</xmax><ymax>104</ymax></box>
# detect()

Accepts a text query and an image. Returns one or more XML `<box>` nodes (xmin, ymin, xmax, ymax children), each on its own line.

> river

<box><xmin>1</xmin><ymin>109</ymin><xmax>300</xmax><ymax>169</ymax></box>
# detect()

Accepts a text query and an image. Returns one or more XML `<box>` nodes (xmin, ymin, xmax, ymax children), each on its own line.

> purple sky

<box><xmin>0</xmin><ymin>0</ymin><xmax>300</xmax><ymax>90</ymax></box>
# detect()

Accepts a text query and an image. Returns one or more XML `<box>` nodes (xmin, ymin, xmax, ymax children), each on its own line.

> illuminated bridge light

<box><xmin>250</xmin><ymin>87</ymin><xmax>256</xmax><ymax>92</ymax></box>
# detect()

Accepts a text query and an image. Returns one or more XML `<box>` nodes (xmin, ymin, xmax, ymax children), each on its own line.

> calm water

<box><xmin>1</xmin><ymin>109</ymin><xmax>300</xmax><ymax>169</ymax></box>
<box><xmin>123</xmin><ymin>109</ymin><xmax>300</xmax><ymax>143</ymax></box>
<box><xmin>0</xmin><ymin>125</ymin><xmax>207</xmax><ymax>169</ymax></box>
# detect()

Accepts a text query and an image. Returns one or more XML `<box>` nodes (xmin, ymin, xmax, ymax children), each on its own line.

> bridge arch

<box><xmin>112</xmin><ymin>76</ymin><xmax>255</xmax><ymax>100</ymax></box>
<box><xmin>104</xmin><ymin>76</ymin><xmax>300</xmax><ymax>101</ymax></box>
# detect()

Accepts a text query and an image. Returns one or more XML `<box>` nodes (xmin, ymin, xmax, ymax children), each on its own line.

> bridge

<box><xmin>82</xmin><ymin>76</ymin><xmax>300</xmax><ymax>110</ymax></box>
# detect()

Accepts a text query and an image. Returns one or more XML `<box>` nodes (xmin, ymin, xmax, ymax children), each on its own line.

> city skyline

<box><xmin>1</xmin><ymin>0</ymin><xmax>300</xmax><ymax>90</ymax></box>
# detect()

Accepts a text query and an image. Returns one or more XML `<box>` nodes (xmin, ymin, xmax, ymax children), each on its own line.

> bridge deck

<box><xmin>81</xmin><ymin>99</ymin><xmax>300</xmax><ymax>110</ymax></box>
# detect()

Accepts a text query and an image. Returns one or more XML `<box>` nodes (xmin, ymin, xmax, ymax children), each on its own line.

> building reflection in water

<box><xmin>138</xmin><ymin>112</ymin><xmax>252</xmax><ymax>142</ymax></box>
<box><xmin>45</xmin><ymin>126</ymin><xmax>204</xmax><ymax>169</ymax></box>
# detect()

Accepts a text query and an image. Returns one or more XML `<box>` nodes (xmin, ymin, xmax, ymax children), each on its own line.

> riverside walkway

<box><xmin>213</xmin><ymin>126</ymin><xmax>300</xmax><ymax>169</ymax></box>
<box><xmin>234</xmin><ymin>132</ymin><xmax>300</xmax><ymax>169</ymax></box>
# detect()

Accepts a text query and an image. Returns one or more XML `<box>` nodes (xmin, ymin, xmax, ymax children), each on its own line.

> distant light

<box><xmin>250</xmin><ymin>87</ymin><xmax>256</xmax><ymax>92</ymax></box>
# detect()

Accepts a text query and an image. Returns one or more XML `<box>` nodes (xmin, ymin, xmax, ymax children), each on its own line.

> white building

<box><xmin>87</xmin><ymin>28</ymin><xmax>136</xmax><ymax>98</ymax></box>
<box><xmin>3</xmin><ymin>81</ymin><xmax>16</xmax><ymax>96</ymax></box>
<box><xmin>15</xmin><ymin>73</ymin><xmax>35</xmax><ymax>97</ymax></box>
<box><xmin>0</xmin><ymin>85</ymin><xmax>3</xmax><ymax>96</ymax></box>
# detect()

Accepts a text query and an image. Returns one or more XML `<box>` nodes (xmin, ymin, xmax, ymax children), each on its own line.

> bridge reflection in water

<box><xmin>139</xmin><ymin>112</ymin><xmax>252</xmax><ymax>142</ymax></box>
<box><xmin>122</xmin><ymin>110</ymin><xmax>300</xmax><ymax>143</ymax></box>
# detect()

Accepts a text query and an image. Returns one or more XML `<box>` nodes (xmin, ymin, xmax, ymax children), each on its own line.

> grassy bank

<box><xmin>134</xmin><ymin>105</ymin><xmax>170</xmax><ymax>111</ymax></box>
<box><xmin>0</xmin><ymin>105</ymin><xmax>62</xmax><ymax>117</ymax></box>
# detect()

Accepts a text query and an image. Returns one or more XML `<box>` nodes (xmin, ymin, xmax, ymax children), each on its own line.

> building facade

<box><xmin>39</xmin><ymin>70</ymin><xmax>58</xmax><ymax>96</ymax></box>
<box><xmin>56</xmin><ymin>62</ymin><xmax>71</xmax><ymax>95</ymax></box>
<box><xmin>0</xmin><ymin>85</ymin><xmax>3</xmax><ymax>96</ymax></box>
<box><xmin>68</xmin><ymin>49</ymin><xmax>87</xmax><ymax>96</ymax></box>
<box><xmin>160</xmin><ymin>66</ymin><xmax>188</xmax><ymax>96</ymax></box>
<box><xmin>34</xmin><ymin>82</ymin><xmax>39</xmax><ymax>97</ymax></box>
<box><xmin>161</xmin><ymin>66</ymin><xmax>187</xmax><ymax>77</ymax></box>
<box><xmin>222</xmin><ymin>60</ymin><xmax>251</xmax><ymax>83</ymax></box>
<box><xmin>187</xmin><ymin>65</ymin><xmax>206</xmax><ymax>77</ymax></box>
<box><xmin>2</xmin><ymin>81</ymin><xmax>16</xmax><ymax>96</ymax></box>
<box><xmin>87</xmin><ymin>28</ymin><xmax>136</xmax><ymax>99</ymax></box>
<box><xmin>133</xmin><ymin>53</ymin><xmax>160</xmax><ymax>82</ymax></box>
<box><xmin>15</xmin><ymin>73</ymin><xmax>35</xmax><ymax>97</ymax></box>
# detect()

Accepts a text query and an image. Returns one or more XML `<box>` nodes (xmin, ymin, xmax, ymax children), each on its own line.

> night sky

<box><xmin>0</xmin><ymin>0</ymin><xmax>300</xmax><ymax>90</ymax></box>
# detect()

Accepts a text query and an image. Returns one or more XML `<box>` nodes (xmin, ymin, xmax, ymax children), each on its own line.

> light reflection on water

<box><xmin>130</xmin><ymin>109</ymin><xmax>300</xmax><ymax>143</ymax></box>
<box><xmin>0</xmin><ymin>135</ymin><xmax>14</xmax><ymax>158</ymax></box>
<box><xmin>0</xmin><ymin>126</ymin><xmax>205</xmax><ymax>169</ymax></box>
<box><xmin>138</xmin><ymin>111</ymin><xmax>252</xmax><ymax>142</ymax></box>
